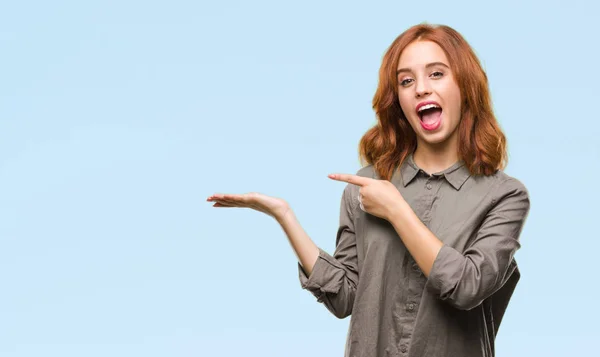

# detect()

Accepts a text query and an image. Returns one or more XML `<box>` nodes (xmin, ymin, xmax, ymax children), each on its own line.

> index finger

<box><xmin>328</xmin><ymin>173</ymin><xmax>371</xmax><ymax>186</ymax></box>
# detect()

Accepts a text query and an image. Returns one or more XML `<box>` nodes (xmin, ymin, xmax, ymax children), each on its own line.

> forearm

<box><xmin>387</xmin><ymin>199</ymin><xmax>443</xmax><ymax>277</ymax></box>
<box><xmin>276</xmin><ymin>207</ymin><xmax>320</xmax><ymax>276</ymax></box>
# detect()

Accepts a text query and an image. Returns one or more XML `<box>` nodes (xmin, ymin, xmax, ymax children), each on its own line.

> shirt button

<box><xmin>426</xmin><ymin>183</ymin><xmax>432</xmax><ymax>190</ymax></box>
<box><xmin>407</xmin><ymin>303</ymin><xmax>416</xmax><ymax>311</ymax></box>
<box><xmin>400</xmin><ymin>344</ymin><xmax>408</xmax><ymax>353</ymax></box>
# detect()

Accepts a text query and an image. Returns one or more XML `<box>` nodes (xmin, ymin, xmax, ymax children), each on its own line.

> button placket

<box><xmin>422</xmin><ymin>175</ymin><xmax>440</xmax><ymax>225</ymax></box>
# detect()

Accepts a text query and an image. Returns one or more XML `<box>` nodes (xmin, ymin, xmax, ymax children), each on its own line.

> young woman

<box><xmin>207</xmin><ymin>23</ymin><xmax>530</xmax><ymax>357</ymax></box>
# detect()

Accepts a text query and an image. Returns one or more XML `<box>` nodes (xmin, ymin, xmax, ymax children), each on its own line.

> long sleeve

<box><xmin>297</xmin><ymin>183</ymin><xmax>359</xmax><ymax>319</ymax></box>
<box><xmin>425</xmin><ymin>177</ymin><xmax>531</xmax><ymax>310</ymax></box>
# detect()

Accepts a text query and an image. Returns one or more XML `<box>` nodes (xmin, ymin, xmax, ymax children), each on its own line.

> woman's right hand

<box><xmin>207</xmin><ymin>191</ymin><xmax>321</xmax><ymax>286</ymax></box>
<box><xmin>206</xmin><ymin>192</ymin><xmax>291</xmax><ymax>222</ymax></box>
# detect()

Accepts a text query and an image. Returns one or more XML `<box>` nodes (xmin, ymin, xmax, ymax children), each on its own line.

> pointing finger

<box><xmin>328</xmin><ymin>173</ymin><xmax>371</xmax><ymax>186</ymax></box>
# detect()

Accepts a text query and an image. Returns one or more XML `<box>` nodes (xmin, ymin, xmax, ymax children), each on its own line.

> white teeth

<box><xmin>418</xmin><ymin>103</ymin><xmax>440</xmax><ymax>112</ymax></box>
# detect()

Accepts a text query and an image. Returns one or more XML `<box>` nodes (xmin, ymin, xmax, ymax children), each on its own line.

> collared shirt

<box><xmin>298</xmin><ymin>153</ymin><xmax>531</xmax><ymax>357</ymax></box>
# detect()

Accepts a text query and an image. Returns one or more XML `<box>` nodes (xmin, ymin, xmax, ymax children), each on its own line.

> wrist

<box><xmin>275</xmin><ymin>204</ymin><xmax>294</xmax><ymax>224</ymax></box>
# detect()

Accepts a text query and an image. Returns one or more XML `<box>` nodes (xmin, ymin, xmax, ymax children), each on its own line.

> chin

<box><xmin>418</xmin><ymin>131</ymin><xmax>450</xmax><ymax>145</ymax></box>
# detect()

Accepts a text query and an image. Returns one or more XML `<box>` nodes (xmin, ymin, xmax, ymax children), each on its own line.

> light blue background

<box><xmin>1</xmin><ymin>1</ymin><xmax>598</xmax><ymax>356</ymax></box>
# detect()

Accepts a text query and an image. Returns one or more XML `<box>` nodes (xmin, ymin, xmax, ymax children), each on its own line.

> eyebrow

<box><xmin>396</xmin><ymin>61</ymin><xmax>450</xmax><ymax>75</ymax></box>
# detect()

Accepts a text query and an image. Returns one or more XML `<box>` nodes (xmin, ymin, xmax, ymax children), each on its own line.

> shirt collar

<box><xmin>399</xmin><ymin>152</ymin><xmax>471</xmax><ymax>190</ymax></box>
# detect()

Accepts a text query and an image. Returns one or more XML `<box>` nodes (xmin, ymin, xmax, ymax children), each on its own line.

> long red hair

<box><xmin>358</xmin><ymin>23</ymin><xmax>507</xmax><ymax>180</ymax></box>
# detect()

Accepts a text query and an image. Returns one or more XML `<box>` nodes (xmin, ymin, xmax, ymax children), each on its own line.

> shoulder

<box><xmin>484</xmin><ymin>171</ymin><xmax>530</xmax><ymax>211</ymax></box>
<box><xmin>491</xmin><ymin>171</ymin><xmax>529</xmax><ymax>198</ymax></box>
<box><xmin>356</xmin><ymin>164</ymin><xmax>377</xmax><ymax>179</ymax></box>
<box><xmin>469</xmin><ymin>169</ymin><xmax>528</xmax><ymax>194</ymax></box>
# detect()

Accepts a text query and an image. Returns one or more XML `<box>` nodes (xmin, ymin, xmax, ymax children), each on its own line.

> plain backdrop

<box><xmin>1</xmin><ymin>0</ymin><xmax>599</xmax><ymax>356</ymax></box>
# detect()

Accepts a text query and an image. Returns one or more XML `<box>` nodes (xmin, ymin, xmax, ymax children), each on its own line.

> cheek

<box><xmin>398</xmin><ymin>95</ymin><xmax>414</xmax><ymax>120</ymax></box>
<box><xmin>453</xmin><ymin>92</ymin><xmax>462</xmax><ymax>120</ymax></box>
<box><xmin>442</xmin><ymin>85</ymin><xmax>461</xmax><ymax>118</ymax></box>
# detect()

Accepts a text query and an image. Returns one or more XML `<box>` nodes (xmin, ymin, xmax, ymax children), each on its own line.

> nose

<box><xmin>415</xmin><ymin>78</ymin><xmax>432</xmax><ymax>98</ymax></box>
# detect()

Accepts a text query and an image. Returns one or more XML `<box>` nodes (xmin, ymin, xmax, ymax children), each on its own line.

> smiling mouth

<box><xmin>418</xmin><ymin>106</ymin><xmax>443</xmax><ymax>125</ymax></box>
<box><xmin>415</xmin><ymin>102</ymin><xmax>443</xmax><ymax>131</ymax></box>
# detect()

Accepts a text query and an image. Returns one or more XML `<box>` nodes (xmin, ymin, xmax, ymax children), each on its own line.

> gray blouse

<box><xmin>298</xmin><ymin>153</ymin><xmax>531</xmax><ymax>357</ymax></box>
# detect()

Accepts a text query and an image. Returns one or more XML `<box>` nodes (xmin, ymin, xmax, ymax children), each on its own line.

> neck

<box><xmin>413</xmin><ymin>136</ymin><xmax>459</xmax><ymax>174</ymax></box>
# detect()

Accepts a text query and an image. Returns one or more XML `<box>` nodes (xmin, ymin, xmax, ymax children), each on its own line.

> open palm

<box><xmin>207</xmin><ymin>192</ymin><xmax>291</xmax><ymax>221</ymax></box>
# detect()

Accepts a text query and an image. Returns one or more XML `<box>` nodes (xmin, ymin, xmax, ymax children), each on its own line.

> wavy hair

<box><xmin>358</xmin><ymin>23</ymin><xmax>507</xmax><ymax>180</ymax></box>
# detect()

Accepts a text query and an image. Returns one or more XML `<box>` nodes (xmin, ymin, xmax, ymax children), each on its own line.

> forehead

<box><xmin>397</xmin><ymin>40</ymin><xmax>449</xmax><ymax>69</ymax></box>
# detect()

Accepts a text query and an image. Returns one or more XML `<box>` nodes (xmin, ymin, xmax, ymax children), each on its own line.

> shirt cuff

<box><xmin>425</xmin><ymin>243</ymin><xmax>465</xmax><ymax>298</ymax></box>
<box><xmin>298</xmin><ymin>247</ymin><xmax>347</xmax><ymax>301</ymax></box>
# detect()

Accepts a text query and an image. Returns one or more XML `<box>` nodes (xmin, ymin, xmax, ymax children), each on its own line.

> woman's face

<box><xmin>396</xmin><ymin>40</ymin><xmax>462</xmax><ymax>148</ymax></box>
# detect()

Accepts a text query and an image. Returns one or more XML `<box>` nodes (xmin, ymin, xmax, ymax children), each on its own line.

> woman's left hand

<box><xmin>328</xmin><ymin>173</ymin><xmax>405</xmax><ymax>221</ymax></box>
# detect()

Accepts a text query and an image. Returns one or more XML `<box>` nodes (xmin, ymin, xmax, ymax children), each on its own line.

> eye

<box><xmin>399</xmin><ymin>78</ymin><xmax>413</xmax><ymax>86</ymax></box>
<box><xmin>431</xmin><ymin>71</ymin><xmax>444</xmax><ymax>78</ymax></box>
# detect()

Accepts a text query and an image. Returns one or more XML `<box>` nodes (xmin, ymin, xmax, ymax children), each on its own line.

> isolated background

<box><xmin>1</xmin><ymin>1</ymin><xmax>598</xmax><ymax>356</ymax></box>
